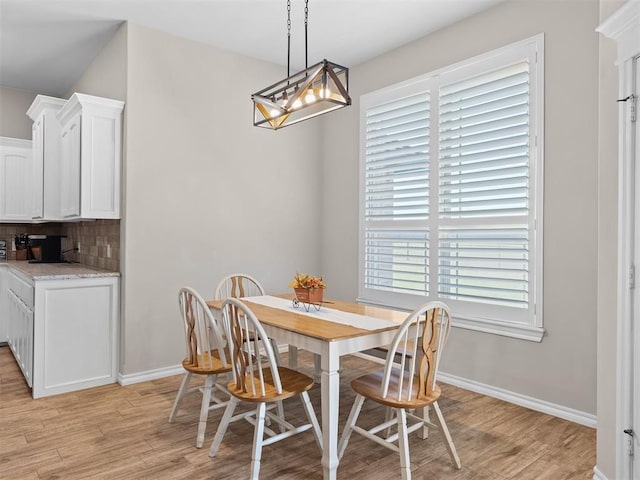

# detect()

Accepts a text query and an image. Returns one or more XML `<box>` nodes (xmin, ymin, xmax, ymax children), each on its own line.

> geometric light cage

<box><xmin>252</xmin><ymin>59</ymin><xmax>351</xmax><ymax>130</ymax></box>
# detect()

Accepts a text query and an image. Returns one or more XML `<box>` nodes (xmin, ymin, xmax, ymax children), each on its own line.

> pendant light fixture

<box><xmin>252</xmin><ymin>0</ymin><xmax>351</xmax><ymax>130</ymax></box>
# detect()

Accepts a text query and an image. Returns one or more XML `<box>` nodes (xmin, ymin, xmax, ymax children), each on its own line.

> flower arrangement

<box><xmin>288</xmin><ymin>272</ymin><xmax>327</xmax><ymax>290</ymax></box>
<box><xmin>289</xmin><ymin>273</ymin><xmax>326</xmax><ymax>309</ymax></box>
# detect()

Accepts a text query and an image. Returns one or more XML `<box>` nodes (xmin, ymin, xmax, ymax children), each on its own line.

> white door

<box><xmin>632</xmin><ymin>54</ymin><xmax>640</xmax><ymax>480</ymax></box>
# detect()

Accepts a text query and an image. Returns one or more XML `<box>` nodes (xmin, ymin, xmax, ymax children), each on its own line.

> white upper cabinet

<box><xmin>0</xmin><ymin>137</ymin><xmax>32</xmax><ymax>222</ymax></box>
<box><xmin>56</xmin><ymin>93</ymin><xmax>124</xmax><ymax>220</ymax></box>
<box><xmin>26</xmin><ymin>95</ymin><xmax>66</xmax><ymax>221</ymax></box>
<box><xmin>59</xmin><ymin>110</ymin><xmax>81</xmax><ymax>218</ymax></box>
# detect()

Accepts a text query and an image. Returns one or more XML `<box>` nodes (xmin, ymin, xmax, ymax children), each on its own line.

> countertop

<box><xmin>0</xmin><ymin>260</ymin><xmax>120</xmax><ymax>280</ymax></box>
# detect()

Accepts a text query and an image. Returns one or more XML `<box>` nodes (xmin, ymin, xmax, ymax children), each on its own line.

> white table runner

<box><xmin>242</xmin><ymin>295</ymin><xmax>399</xmax><ymax>331</ymax></box>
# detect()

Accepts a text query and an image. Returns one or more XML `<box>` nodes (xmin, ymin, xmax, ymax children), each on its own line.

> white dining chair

<box><xmin>214</xmin><ymin>273</ymin><xmax>264</xmax><ymax>300</ymax></box>
<box><xmin>338</xmin><ymin>301</ymin><xmax>461</xmax><ymax>479</ymax></box>
<box><xmin>209</xmin><ymin>297</ymin><xmax>323</xmax><ymax>479</ymax></box>
<box><xmin>169</xmin><ymin>287</ymin><xmax>232</xmax><ymax>448</ymax></box>
<box><xmin>214</xmin><ymin>273</ymin><xmax>283</xmax><ymax>366</ymax></box>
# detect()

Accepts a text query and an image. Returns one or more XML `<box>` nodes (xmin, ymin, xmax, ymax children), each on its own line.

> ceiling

<box><xmin>0</xmin><ymin>0</ymin><xmax>504</xmax><ymax>97</ymax></box>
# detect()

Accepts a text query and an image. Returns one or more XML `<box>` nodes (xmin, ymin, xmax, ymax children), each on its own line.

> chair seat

<box><xmin>351</xmin><ymin>369</ymin><xmax>441</xmax><ymax>409</ymax></box>
<box><xmin>182</xmin><ymin>348</ymin><xmax>232</xmax><ymax>375</ymax></box>
<box><xmin>228</xmin><ymin>366</ymin><xmax>315</xmax><ymax>402</ymax></box>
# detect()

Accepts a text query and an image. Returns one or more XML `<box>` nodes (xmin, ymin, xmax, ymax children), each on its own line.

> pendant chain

<box><xmin>287</xmin><ymin>0</ymin><xmax>291</xmax><ymax>77</ymax></box>
<box><xmin>304</xmin><ymin>0</ymin><xmax>309</xmax><ymax>69</ymax></box>
<box><xmin>286</xmin><ymin>0</ymin><xmax>310</xmax><ymax>77</ymax></box>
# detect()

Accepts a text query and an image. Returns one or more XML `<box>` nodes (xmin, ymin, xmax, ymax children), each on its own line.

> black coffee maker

<box><xmin>27</xmin><ymin>235</ymin><xmax>66</xmax><ymax>263</ymax></box>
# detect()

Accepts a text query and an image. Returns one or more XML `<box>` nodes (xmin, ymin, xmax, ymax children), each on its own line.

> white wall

<box><xmin>121</xmin><ymin>24</ymin><xmax>323</xmax><ymax>374</ymax></box>
<box><xmin>0</xmin><ymin>86</ymin><xmax>37</xmax><ymax>139</ymax></box>
<box><xmin>321</xmin><ymin>0</ymin><xmax>600</xmax><ymax>415</ymax></box>
<box><xmin>65</xmin><ymin>23</ymin><xmax>127</xmax><ymax>102</ymax></box>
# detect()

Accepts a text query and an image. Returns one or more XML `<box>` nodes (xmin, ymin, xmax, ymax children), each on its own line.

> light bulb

<box><xmin>305</xmin><ymin>90</ymin><xmax>316</xmax><ymax>104</ymax></box>
<box><xmin>292</xmin><ymin>98</ymin><xmax>302</xmax><ymax>109</ymax></box>
<box><xmin>270</xmin><ymin>108</ymin><xmax>280</xmax><ymax>118</ymax></box>
<box><xmin>320</xmin><ymin>71</ymin><xmax>330</xmax><ymax>99</ymax></box>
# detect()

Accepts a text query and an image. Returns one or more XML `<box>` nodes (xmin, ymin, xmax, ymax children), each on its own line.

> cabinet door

<box><xmin>56</xmin><ymin>94</ymin><xmax>123</xmax><ymax>220</ymax></box>
<box><xmin>32</xmin><ymin>277</ymin><xmax>118</xmax><ymax>398</ymax></box>
<box><xmin>32</xmin><ymin>118</ymin><xmax>45</xmax><ymax>219</ymax></box>
<box><xmin>7</xmin><ymin>288</ymin><xmax>34</xmax><ymax>387</ymax></box>
<box><xmin>0</xmin><ymin>268</ymin><xmax>7</xmax><ymax>344</ymax></box>
<box><xmin>80</xmin><ymin>110</ymin><xmax>121</xmax><ymax>218</ymax></box>
<box><xmin>7</xmin><ymin>289</ymin><xmax>18</xmax><ymax>354</ymax></box>
<box><xmin>0</xmin><ymin>139</ymin><xmax>32</xmax><ymax>221</ymax></box>
<box><xmin>59</xmin><ymin>112</ymin><xmax>81</xmax><ymax>218</ymax></box>
<box><xmin>23</xmin><ymin>300</ymin><xmax>33</xmax><ymax>388</ymax></box>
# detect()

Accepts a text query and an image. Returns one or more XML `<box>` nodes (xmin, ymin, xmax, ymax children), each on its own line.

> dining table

<box><xmin>207</xmin><ymin>293</ymin><xmax>408</xmax><ymax>480</ymax></box>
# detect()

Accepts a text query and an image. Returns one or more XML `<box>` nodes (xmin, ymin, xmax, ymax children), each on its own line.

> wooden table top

<box><xmin>206</xmin><ymin>294</ymin><xmax>408</xmax><ymax>342</ymax></box>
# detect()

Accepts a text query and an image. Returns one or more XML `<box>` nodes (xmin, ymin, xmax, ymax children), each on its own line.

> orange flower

<box><xmin>288</xmin><ymin>272</ymin><xmax>327</xmax><ymax>290</ymax></box>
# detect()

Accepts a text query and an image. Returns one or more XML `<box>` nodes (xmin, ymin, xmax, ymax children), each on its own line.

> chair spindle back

<box><xmin>381</xmin><ymin>301</ymin><xmax>452</xmax><ymax>402</ymax></box>
<box><xmin>221</xmin><ymin>298</ymin><xmax>282</xmax><ymax>397</ymax></box>
<box><xmin>178</xmin><ymin>287</ymin><xmax>228</xmax><ymax>369</ymax></box>
<box><xmin>215</xmin><ymin>274</ymin><xmax>264</xmax><ymax>300</ymax></box>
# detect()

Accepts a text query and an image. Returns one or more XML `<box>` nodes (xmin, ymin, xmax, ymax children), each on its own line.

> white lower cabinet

<box><xmin>3</xmin><ymin>267</ymin><xmax>119</xmax><ymax>398</ymax></box>
<box><xmin>7</xmin><ymin>269</ymin><xmax>34</xmax><ymax>387</ymax></box>
<box><xmin>32</xmin><ymin>276</ymin><xmax>119</xmax><ymax>398</ymax></box>
<box><xmin>7</xmin><ymin>291</ymin><xmax>34</xmax><ymax>387</ymax></box>
<box><xmin>0</xmin><ymin>267</ymin><xmax>7</xmax><ymax>343</ymax></box>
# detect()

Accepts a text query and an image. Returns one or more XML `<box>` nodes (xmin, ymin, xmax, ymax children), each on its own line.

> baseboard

<box><xmin>592</xmin><ymin>465</ymin><xmax>608</xmax><ymax>480</ymax></box>
<box><xmin>119</xmin><ymin>350</ymin><xmax>595</xmax><ymax>429</ymax></box>
<box><xmin>118</xmin><ymin>364</ymin><xmax>184</xmax><ymax>386</ymax></box>
<box><xmin>117</xmin><ymin>345</ymin><xmax>291</xmax><ymax>386</ymax></box>
<box><xmin>437</xmin><ymin>371</ymin><xmax>597</xmax><ymax>428</ymax></box>
<box><xmin>352</xmin><ymin>351</ymin><xmax>596</xmax><ymax>428</ymax></box>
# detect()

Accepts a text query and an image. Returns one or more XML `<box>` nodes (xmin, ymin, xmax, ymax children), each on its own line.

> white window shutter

<box><xmin>364</xmin><ymin>228</ymin><xmax>429</xmax><ymax>295</ymax></box>
<box><xmin>439</xmin><ymin>62</ymin><xmax>530</xmax><ymax>219</ymax></box>
<box><xmin>437</xmin><ymin>61</ymin><xmax>531</xmax><ymax>310</ymax></box>
<box><xmin>363</xmin><ymin>92</ymin><xmax>430</xmax><ymax>296</ymax></box>
<box><xmin>359</xmin><ymin>35</ymin><xmax>544</xmax><ymax>340</ymax></box>
<box><xmin>438</xmin><ymin>226</ymin><xmax>529</xmax><ymax>308</ymax></box>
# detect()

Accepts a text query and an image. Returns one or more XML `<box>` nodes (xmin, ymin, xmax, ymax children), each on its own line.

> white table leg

<box><xmin>313</xmin><ymin>353</ymin><xmax>321</xmax><ymax>383</ymax></box>
<box><xmin>321</xmin><ymin>342</ymin><xmax>340</xmax><ymax>480</ymax></box>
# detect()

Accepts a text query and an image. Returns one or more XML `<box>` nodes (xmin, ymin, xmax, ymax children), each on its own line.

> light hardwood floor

<box><xmin>0</xmin><ymin>346</ymin><xmax>595</xmax><ymax>479</ymax></box>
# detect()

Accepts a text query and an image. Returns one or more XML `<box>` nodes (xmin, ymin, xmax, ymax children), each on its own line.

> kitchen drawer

<box><xmin>8</xmin><ymin>270</ymin><xmax>34</xmax><ymax>310</ymax></box>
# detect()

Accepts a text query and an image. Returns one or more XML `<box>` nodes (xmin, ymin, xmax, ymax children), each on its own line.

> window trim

<box><xmin>358</xmin><ymin>34</ymin><xmax>545</xmax><ymax>342</ymax></box>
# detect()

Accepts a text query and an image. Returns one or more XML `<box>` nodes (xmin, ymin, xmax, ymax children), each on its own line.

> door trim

<box><xmin>597</xmin><ymin>3</ymin><xmax>640</xmax><ymax>479</ymax></box>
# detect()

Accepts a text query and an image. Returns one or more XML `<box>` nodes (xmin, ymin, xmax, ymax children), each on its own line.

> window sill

<box><xmin>452</xmin><ymin>315</ymin><xmax>544</xmax><ymax>342</ymax></box>
<box><xmin>357</xmin><ymin>297</ymin><xmax>545</xmax><ymax>342</ymax></box>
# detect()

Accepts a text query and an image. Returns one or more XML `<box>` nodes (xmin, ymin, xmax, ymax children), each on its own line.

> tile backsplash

<box><xmin>0</xmin><ymin>220</ymin><xmax>120</xmax><ymax>271</ymax></box>
<box><xmin>62</xmin><ymin>220</ymin><xmax>120</xmax><ymax>271</ymax></box>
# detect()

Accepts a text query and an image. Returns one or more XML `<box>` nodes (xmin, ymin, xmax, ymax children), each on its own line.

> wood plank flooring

<box><xmin>0</xmin><ymin>346</ymin><xmax>595</xmax><ymax>479</ymax></box>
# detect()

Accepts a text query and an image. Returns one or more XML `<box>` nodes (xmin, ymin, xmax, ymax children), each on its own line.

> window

<box><xmin>359</xmin><ymin>35</ymin><xmax>544</xmax><ymax>341</ymax></box>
